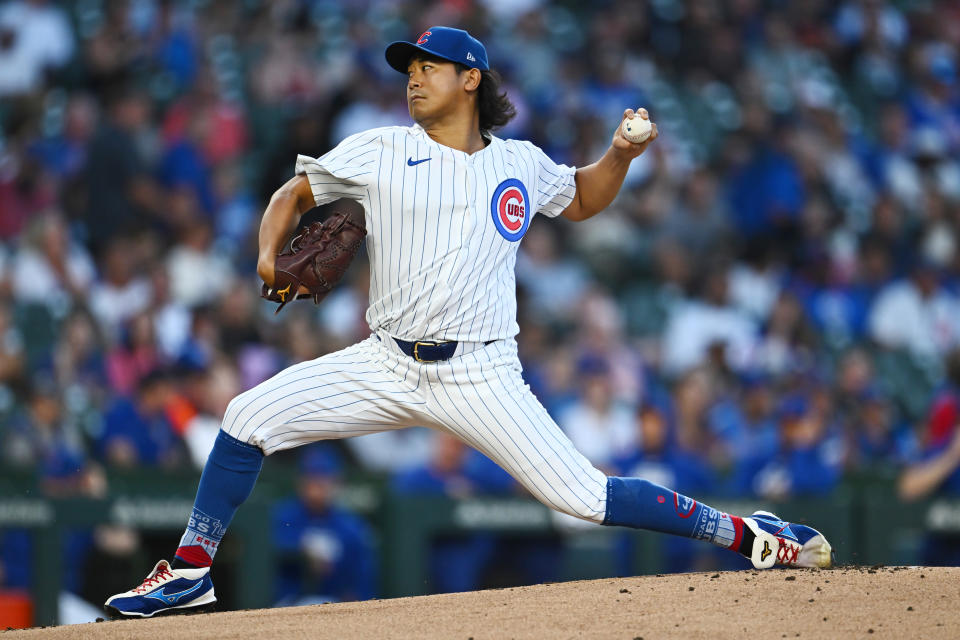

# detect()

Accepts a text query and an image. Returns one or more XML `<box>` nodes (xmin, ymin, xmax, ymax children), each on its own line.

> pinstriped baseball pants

<box><xmin>221</xmin><ymin>331</ymin><xmax>609</xmax><ymax>523</ymax></box>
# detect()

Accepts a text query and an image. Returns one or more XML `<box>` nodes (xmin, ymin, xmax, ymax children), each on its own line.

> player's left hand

<box><xmin>257</xmin><ymin>255</ymin><xmax>311</xmax><ymax>297</ymax></box>
<box><xmin>260</xmin><ymin>208</ymin><xmax>367</xmax><ymax>313</ymax></box>
<box><xmin>611</xmin><ymin>108</ymin><xmax>658</xmax><ymax>158</ymax></box>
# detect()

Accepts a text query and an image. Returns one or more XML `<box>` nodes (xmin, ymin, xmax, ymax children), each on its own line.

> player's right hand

<box><xmin>611</xmin><ymin>108</ymin><xmax>658</xmax><ymax>158</ymax></box>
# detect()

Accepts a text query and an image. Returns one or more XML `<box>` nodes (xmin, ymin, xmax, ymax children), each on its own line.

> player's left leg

<box><xmin>104</xmin><ymin>335</ymin><xmax>431</xmax><ymax>618</ymax></box>
<box><xmin>422</xmin><ymin>339</ymin><xmax>831</xmax><ymax>570</ymax></box>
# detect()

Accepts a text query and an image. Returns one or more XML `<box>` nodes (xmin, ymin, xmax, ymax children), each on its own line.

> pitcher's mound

<box><xmin>8</xmin><ymin>566</ymin><xmax>958</xmax><ymax>639</ymax></box>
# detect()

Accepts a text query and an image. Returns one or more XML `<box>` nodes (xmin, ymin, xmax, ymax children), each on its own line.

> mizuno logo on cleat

<box><xmin>761</xmin><ymin>540</ymin><xmax>772</xmax><ymax>562</ymax></box>
<box><xmin>143</xmin><ymin>580</ymin><xmax>205</xmax><ymax>606</ymax></box>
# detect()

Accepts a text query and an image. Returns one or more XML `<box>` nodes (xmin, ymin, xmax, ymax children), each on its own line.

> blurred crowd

<box><xmin>3</xmin><ymin>0</ymin><xmax>960</xmax><ymax>607</ymax></box>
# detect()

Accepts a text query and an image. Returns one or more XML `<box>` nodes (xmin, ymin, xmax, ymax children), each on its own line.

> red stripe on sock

<box><xmin>728</xmin><ymin>515</ymin><xmax>744</xmax><ymax>551</ymax></box>
<box><xmin>175</xmin><ymin>545</ymin><xmax>212</xmax><ymax>568</ymax></box>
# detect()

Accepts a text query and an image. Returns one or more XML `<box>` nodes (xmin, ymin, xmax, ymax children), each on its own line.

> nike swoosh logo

<box><xmin>407</xmin><ymin>157</ymin><xmax>431</xmax><ymax>166</ymax></box>
<box><xmin>143</xmin><ymin>580</ymin><xmax>205</xmax><ymax>605</ymax></box>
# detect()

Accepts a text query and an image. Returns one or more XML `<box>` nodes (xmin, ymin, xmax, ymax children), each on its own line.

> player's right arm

<box><xmin>256</xmin><ymin>174</ymin><xmax>316</xmax><ymax>288</ymax></box>
<box><xmin>561</xmin><ymin>108</ymin><xmax>657</xmax><ymax>222</ymax></box>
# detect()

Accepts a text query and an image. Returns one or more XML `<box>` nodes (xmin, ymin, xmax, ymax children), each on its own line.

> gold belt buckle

<box><xmin>413</xmin><ymin>340</ymin><xmax>442</xmax><ymax>363</ymax></box>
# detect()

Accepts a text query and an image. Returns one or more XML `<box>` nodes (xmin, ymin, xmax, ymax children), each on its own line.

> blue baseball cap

<box><xmin>776</xmin><ymin>393</ymin><xmax>810</xmax><ymax>421</ymax></box>
<box><xmin>576</xmin><ymin>353</ymin><xmax>610</xmax><ymax>377</ymax></box>
<box><xmin>385</xmin><ymin>26</ymin><xmax>489</xmax><ymax>73</ymax></box>
<box><xmin>300</xmin><ymin>446</ymin><xmax>343</xmax><ymax>479</ymax></box>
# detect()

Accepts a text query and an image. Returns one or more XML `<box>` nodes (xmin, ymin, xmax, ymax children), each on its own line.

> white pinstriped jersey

<box><xmin>296</xmin><ymin>124</ymin><xmax>576</xmax><ymax>342</ymax></box>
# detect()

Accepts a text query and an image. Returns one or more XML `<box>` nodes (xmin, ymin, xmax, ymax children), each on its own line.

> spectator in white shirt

<box><xmin>89</xmin><ymin>238</ymin><xmax>152</xmax><ymax>341</ymax></box>
<box><xmin>0</xmin><ymin>0</ymin><xmax>74</xmax><ymax>97</ymax></box>
<box><xmin>662</xmin><ymin>267</ymin><xmax>760</xmax><ymax>377</ymax></box>
<box><xmin>516</xmin><ymin>222</ymin><xmax>590</xmax><ymax>323</ymax></box>
<box><xmin>147</xmin><ymin>262</ymin><xmax>191</xmax><ymax>361</ymax></box>
<box><xmin>11</xmin><ymin>211</ymin><xmax>95</xmax><ymax>314</ymax></box>
<box><xmin>167</xmin><ymin>221</ymin><xmax>234</xmax><ymax>308</ymax></box>
<box><xmin>182</xmin><ymin>361</ymin><xmax>240</xmax><ymax>469</ymax></box>
<box><xmin>868</xmin><ymin>260</ymin><xmax>960</xmax><ymax>362</ymax></box>
<box><xmin>558</xmin><ymin>356</ymin><xmax>637</xmax><ymax>472</ymax></box>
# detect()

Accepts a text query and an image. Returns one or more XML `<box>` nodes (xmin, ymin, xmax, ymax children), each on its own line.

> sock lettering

<box><xmin>178</xmin><ymin>507</ymin><xmax>225</xmax><ymax>562</ymax></box>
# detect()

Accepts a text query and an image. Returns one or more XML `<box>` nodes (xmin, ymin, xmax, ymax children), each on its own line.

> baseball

<box><xmin>622</xmin><ymin>114</ymin><xmax>653</xmax><ymax>144</ymax></box>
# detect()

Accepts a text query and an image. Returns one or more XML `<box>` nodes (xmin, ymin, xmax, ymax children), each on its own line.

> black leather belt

<box><xmin>393</xmin><ymin>338</ymin><xmax>459</xmax><ymax>363</ymax></box>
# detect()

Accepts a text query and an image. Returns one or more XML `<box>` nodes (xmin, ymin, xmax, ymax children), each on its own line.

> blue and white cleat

<box><xmin>104</xmin><ymin>559</ymin><xmax>216</xmax><ymax>618</ymax></box>
<box><xmin>743</xmin><ymin>511</ymin><xmax>833</xmax><ymax>569</ymax></box>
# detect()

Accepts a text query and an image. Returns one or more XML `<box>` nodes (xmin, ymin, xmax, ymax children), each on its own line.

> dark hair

<box><xmin>410</xmin><ymin>54</ymin><xmax>516</xmax><ymax>132</ymax></box>
<box><xmin>455</xmin><ymin>64</ymin><xmax>516</xmax><ymax>133</ymax></box>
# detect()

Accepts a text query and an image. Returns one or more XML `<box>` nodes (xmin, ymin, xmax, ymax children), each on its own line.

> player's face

<box><xmin>406</xmin><ymin>57</ymin><xmax>466</xmax><ymax>125</ymax></box>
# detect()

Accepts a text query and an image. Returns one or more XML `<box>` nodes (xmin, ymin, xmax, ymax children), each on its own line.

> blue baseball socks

<box><xmin>172</xmin><ymin>431</ymin><xmax>264</xmax><ymax>569</ymax></box>
<box><xmin>603</xmin><ymin>477</ymin><xmax>753</xmax><ymax>556</ymax></box>
<box><xmin>171</xmin><ymin>444</ymin><xmax>754</xmax><ymax>569</ymax></box>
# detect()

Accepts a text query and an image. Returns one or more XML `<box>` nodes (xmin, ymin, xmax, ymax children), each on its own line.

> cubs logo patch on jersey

<box><xmin>490</xmin><ymin>178</ymin><xmax>530</xmax><ymax>241</ymax></box>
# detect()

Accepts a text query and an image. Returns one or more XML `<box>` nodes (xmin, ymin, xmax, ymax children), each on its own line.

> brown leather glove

<box><xmin>261</xmin><ymin>208</ymin><xmax>366</xmax><ymax>313</ymax></box>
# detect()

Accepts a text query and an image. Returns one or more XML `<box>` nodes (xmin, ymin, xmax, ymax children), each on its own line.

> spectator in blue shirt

<box><xmin>392</xmin><ymin>432</ymin><xmax>516</xmax><ymax>498</ymax></box>
<box><xmin>613</xmin><ymin>400</ymin><xmax>721</xmax><ymax>573</ymax></box>
<box><xmin>846</xmin><ymin>387</ymin><xmax>916</xmax><ymax>470</ymax></box>
<box><xmin>272</xmin><ymin>446</ymin><xmax>377</xmax><ymax>605</ymax></box>
<box><xmin>392</xmin><ymin>432</ymin><xmax>543</xmax><ymax>593</ymax></box>
<box><xmin>726</xmin><ymin>119</ymin><xmax>805</xmax><ymax>241</ymax></box>
<box><xmin>98</xmin><ymin>369</ymin><xmax>181</xmax><ymax>468</ymax></box>
<box><xmin>731</xmin><ymin>393</ymin><xmax>842</xmax><ymax>498</ymax></box>
<box><xmin>709</xmin><ymin>372</ymin><xmax>780</xmax><ymax>468</ymax></box>
<box><xmin>4</xmin><ymin>377</ymin><xmax>89</xmax><ymax>486</ymax></box>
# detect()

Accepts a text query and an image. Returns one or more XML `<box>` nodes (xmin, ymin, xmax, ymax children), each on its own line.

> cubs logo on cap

<box><xmin>490</xmin><ymin>178</ymin><xmax>530</xmax><ymax>241</ymax></box>
<box><xmin>385</xmin><ymin>26</ymin><xmax>489</xmax><ymax>73</ymax></box>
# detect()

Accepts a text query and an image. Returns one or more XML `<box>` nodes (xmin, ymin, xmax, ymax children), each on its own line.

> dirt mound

<box><xmin>6</xmin><ymin>566</ymin><xmax>957</xmax><ymax>639</ymax></box>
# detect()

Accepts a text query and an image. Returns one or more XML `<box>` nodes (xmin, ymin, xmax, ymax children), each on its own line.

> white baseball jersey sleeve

<box><xmin>295</xmin><ymin>125</ymin><xmax>577</xmax><ymax>343</ymax></box>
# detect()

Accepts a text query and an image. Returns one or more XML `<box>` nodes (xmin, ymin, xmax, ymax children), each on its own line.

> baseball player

<box><xmin>105</xmin><ymin>26</ymin><xmax>832</xmax><ymax>618</ymax></box>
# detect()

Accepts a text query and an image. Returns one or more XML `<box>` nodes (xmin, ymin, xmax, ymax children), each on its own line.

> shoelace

<box><xmin>133</xmin><ymin>567</ymin><xmax>173</xmax><ymax>594</ymax></box>
<box><xmin>776</xmin><ymin>537</ymin><xmax>801</xmax><ymax>565</ymax></box>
